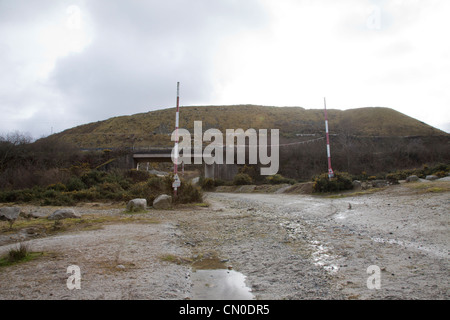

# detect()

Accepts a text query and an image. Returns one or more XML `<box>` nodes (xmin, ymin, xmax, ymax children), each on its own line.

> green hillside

<box><xmin>44</xmin><ymin>105</ymin><xmax>447</xmax><ymax>148</ymax></box>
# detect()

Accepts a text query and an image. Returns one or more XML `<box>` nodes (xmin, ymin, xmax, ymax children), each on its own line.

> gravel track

<box><xmin>0</xmin><ymin>183</ymin><xmax>448</xmax><ymax>300</ymax></box>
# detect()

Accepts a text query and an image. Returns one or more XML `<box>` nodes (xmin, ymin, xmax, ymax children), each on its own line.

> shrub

<box><xmin>105</xmin><ymin>169</ymin><xmax>132</xmax><ymax>190</ymax></box>
<box><xmin>430</xmin><ymin>163</ymin><xmax>448</xmax><ymax>173</ymax></box>
<box><xmin>147</xmin><ymin>176</ymin><xmax>164</xmax><ymax>190</ymax></box>
<box><xmin>66</xmin><ymin>177</ymin><xmax>86</xmax><ymax>191</ymax></box>
<box><xmin>265</xmin><ymin>174</ymin><xmax>296</xmax><ymax>185</ymax></box>
<box><xmin>96</xmin><ymin>182</ymin><xmax>123</xmax><ymax>193</ymax></box>
<box><xmin>19</xmin><ymin>190</ymin><xmax>35</xmax><ymax>202</ymax></box>
<box><xmin>238</xmin><ymin>165</ymin><xmax>262</xmax><ymax>183</ymax></box>
<box><xmin>128</xmin><ymin>181</ymin><xmax>153</xmax><ymax>203</ymax></box>
<box><xmin>383</xmin><ymin>163</ymin><xmax>449</xmax><ymax>182</ymax></box>
<box><xmin>313</xmin><ymin>172</ymin><xmax>353</xmax><ymax>193</ymax></box>
<box><xmin>174</xmin><ymin>181</ymin><xmax>203</xmax><ymax>204</ymax></box>
<box><xmin>126</xmin><ymin>175</ymin><xmax>203</xmax><ymax>205</ymax></box>
<box><xmin>386</xmin><ymin>173</ymin><xmax>400</xmax><ymax>184</ymax></box>
<box><xmin>41</xmin><ymin>193</ymin><xmax>76</xmax><ymax>206</ymax></box>
<box><xmin>213</xmin><ymin>179</ymin><xmax>228</xmax><ymax>187</ymax></box>
<box><xmin>433</xmin><ymin>171</ymin><xmax>447</xmax><ymax>178</ymax></box>
<box><xmin>68</xmin><ymin>163</ymin><xmax>90</xmax><ymax>176</ymax></box>
<box><xmin>199</xmin><ymin>177</ymin><xmax>216</xmax><ymax>191</ymax></box>
<box><xmin>233</xmin><ymin>173</ymin><xmax>253</xmax><ymax>185</ymax></box>
<box><xmin>70</xmin><ymin>188</ymin><xmax>100</xmax><ymax>202</ymax></box>
<box><xmin>81</xmin><ymin>170</ymin><xmax>107</xmax><ymax>188</ymax></box>
<box><xmin>43</xmin><ymin>189</ymin><xmax>57</xmax><ymax>199</ymax></box>
<box><xmin>47</xmin><ymin>183</ymin><xmax>67</xmax><ymax>192</ymax></box>
<box><xmin>126</xmin><ymin>169</ymin><xmax>153</xmax><ymax>183</ymax></box>
<box><xmin>95</xmin><ymin>182</ymin><xmax>125</xmax><ymax>201</ymax></box>
<box><xmin>0</xmin><ymin>190</ymin><xmax>20</xmax><ymax>202</ymax></box>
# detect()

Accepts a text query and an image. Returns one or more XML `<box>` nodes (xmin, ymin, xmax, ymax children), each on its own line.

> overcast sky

<box><xmin>1</xmin><ymin>0</ymin><xmax>449</xmax><ymax>139</ymax></box>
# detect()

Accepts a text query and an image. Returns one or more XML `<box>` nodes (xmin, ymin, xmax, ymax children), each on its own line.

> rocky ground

<box><xmin>0</xmin><ymin>181</ymin><xmax>448</xmax><ymax>300</ymax></box>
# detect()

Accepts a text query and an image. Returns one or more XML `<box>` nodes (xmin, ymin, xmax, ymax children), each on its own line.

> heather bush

<box><xmin>199</xmin><ymin>177</ymin><xmax>216</xmax><ymax>191</ymax></box>
<box><xmin>81</xmin><ymin>170</ymin><xmax>107</xmax><ymax>188</ymax></box>
<box><xmin>66</xmin><ymin>177</ymin><xmax>86</xmax><ymax>191</ymax></box>
<box><xmin>265</xmin><ymin>174</ymin><xmax>296</xmax><ymax>185</ymax></box>
<box><xmin>173</xmin><ymin>180</ymin><xmax>203</xmax><ymax>204</ymax></box>
<box><xmin>313</xmin><ymin>172</ymin><xmax>353</xmax><ymax>193</ymax></box>
<box><xmin>233</xmin><ymin>173</ymin><xmax>253</xmax><ymax>186</ymax></box>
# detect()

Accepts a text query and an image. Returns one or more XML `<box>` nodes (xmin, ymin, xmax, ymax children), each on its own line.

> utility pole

<box><xmin>172</xmin><ymin>82</ymin><xmax>181</xmax><ymax>198</ymax></box>
<box><xmin>324</xmin><ymin>97</ymin><xmax>334</xmax><ymax>180</ymax></box>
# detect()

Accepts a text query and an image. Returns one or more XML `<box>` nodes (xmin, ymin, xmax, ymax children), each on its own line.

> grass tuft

<box><xmin>0</xmin><ymin>243</ymin><xmax>44</xmax><ymax>267</ymax></box>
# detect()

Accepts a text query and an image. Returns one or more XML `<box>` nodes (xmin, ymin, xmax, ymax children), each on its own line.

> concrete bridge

<box><xmin>132</xmin><ymin>148</ymin><xmax>238</xmax><ymax>180</ymax></box>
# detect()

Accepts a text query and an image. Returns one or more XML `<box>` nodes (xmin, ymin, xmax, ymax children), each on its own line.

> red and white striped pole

<box><xmin>173</xmin><ymin>82</ymin><xmax>180</xmax><ymax>197</ymax></box>
<box><xmin>324</xmin><ymin>97</ymin><xmax>334</xmax><ymax>180</ymax></box>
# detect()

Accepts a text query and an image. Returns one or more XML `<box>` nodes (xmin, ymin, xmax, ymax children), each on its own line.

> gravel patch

<box><xmin>1</xmin><ymin>183</ymin><xmax>448</xmax><ymax>299</ymax></box>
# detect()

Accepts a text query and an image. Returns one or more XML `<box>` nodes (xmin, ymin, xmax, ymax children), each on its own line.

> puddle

<box><xmin>191</xmin><ymin>269</ymin><xmax>255</xmax><ymax>300</ymax></box>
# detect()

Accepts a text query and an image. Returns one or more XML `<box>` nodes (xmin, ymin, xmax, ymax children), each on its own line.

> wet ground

<box><xmin>0</xmin><ymin>181</ymin><xmax>449</xmax><ymax>299</ymax></box>
<box><xmin>191</xmin><ymin>269</ymin><xmax>254</xmax><ymax>300</ymax></box>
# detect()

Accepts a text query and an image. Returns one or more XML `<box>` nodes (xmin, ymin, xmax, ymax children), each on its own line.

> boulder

<box><xmin>371</xmin><ymin>180</ymin><xmax>388</xmax><ymax>188</ymax></box>
<box><xmin>352</xmin><ymin>180</ymin><xmax>362</xmax><ymax>190</ymax></box>
<box><xmin>48</xmin><ymin>208</ymin><xmax>81</xmax><ymax>220</ymax></box>
<box><xmin>406</xmin><ymin>175</ymin><xmax>419</xmax><ymax>182</ymax></box>
<box><xmin>152</xmin><ymin>194</ymin><xmax>172</xmax><ymax>210</ymax></box>
<box><xmin>126</xmin><ymin>199</ymin><xmax>147</xmax><ymax>212</ymax></box>
<box><xmin>425</xmin><ymin>175</ymin><xmax>438</xmax><ymax>181</ymax></box>
<box><xmin>21</xmin><ymin>210</ymin><xmax>48</xmax><ymax>219</ymax></box>
<box><xmin>0</xmin><ymin>207</ymin><xmax>20</xmax><ymax>223</ymax></box>
<box><xmin>361</xmin><ymin>182</ymin><xmax>370</xmax><ymax>190</ymax></box>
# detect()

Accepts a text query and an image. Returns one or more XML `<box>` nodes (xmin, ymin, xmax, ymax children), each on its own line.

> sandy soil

<box><xmin>0</xmin><ymin>182</ymin><xmax>448</xmax><ymax>300</ymax></box>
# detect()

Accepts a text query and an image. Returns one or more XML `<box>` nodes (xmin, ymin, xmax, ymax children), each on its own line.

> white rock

<box><xmin>153</xmin><ymin>194</ymin><xmax>172</xmax><ymax>210</ymax></box>
<box><xmin>406</xmin><ymin>175</ymin><xmax>419</xmax><ymax>182</ymax></box>
<box><xmin>48</xmin><ymin>208</ymin><xmax>81</xmax><ymax>220</ymax></box>
<box><xmin>126</xmin><ymin>199</ymin><xmax>147</xmax><ymax>212</ymax></box>
<box><xmin>0</xmin><ymin>207</ymin><xmax>20</xmax><ymax>222</ymax></box>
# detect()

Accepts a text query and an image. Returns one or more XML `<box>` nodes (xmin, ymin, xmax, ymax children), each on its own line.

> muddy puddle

<box><xmin>191</xmin><ymin>269</ymin><xmax>255</xmax><ymax>300</ymax></box>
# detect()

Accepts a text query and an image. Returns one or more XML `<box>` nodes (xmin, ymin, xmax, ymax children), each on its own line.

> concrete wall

<box><xmin>204</xmin><ymin>163</ymin><xmax>238</xmax><ymax>180</ymax></box>
<box><xmin>118</xmin><ymin>152</ymin><xmax>238</xmax><ymax>181</ymax></box>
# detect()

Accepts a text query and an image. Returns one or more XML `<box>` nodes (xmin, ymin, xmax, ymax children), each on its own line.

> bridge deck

<box><xmin>133</xmin><ymin>153</ymin><xmax>210</xmax><ymax>163</ymax></box>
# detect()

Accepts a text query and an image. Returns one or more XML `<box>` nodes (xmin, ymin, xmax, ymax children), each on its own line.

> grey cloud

<box><xmin>49</xmin><ymin>0</ymin><xmax>269</xmax><ymax>124</ymax></box>
<box><xmin>0</xmin><ymin>0</ymin><xmax>269</xmax><ymax>138</ymax></box>
<box><xmin>0</xmin><ymin>0</ymin><xmax>62</xmax><ymax>23</ymax></box>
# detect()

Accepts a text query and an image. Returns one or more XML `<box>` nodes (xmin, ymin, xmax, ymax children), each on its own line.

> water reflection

<box><xmin>191</xmin><ymin>269</ymin><xmax>255</xmax><ymax>300</ymax></box>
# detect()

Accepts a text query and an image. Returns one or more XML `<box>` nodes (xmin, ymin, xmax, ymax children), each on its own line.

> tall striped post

<box><xmin>324</xmin><ymin>97</ymin><xmax>334</xmax><ymax>180</ymax></box>
<box><xmin>173</xmin><ymin>82</ymin><xmax>180</xmax><ymax>197</ymax></box>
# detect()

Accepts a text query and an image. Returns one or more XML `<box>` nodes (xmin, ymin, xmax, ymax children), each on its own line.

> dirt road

<box><xmin>0</xmin><ymin>183</ymin><xmax>448</xmax><ymax>300</ymax></box>
<box><xmin>203</xmin><ymin>186</ymin><xmax>449</xmax><ymax>299</ymax></box>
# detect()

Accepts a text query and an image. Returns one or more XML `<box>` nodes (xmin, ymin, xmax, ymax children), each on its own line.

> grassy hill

<box><xmin>44</xmin><ymin>105</ymin><xmax>447</xmax><ymax>149</ymax></box>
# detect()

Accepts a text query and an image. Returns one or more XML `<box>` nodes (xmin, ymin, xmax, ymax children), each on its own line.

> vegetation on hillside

<box><xmin>44</xmin><ymin>105</ymin><xmax>447</xmax><ymax>149</ymax></box>
<box><xmin>1</xmin><ymin>103</ymin><xmax>449</xmax><ymax>202</ymax></box>
<box><xmin>0</xmin><ymin>132</ymin><xmax>201</xmax><ymax>205</ymax></box>
<box><xmin>0</xmin><ymin>168</ymin><xmax>201</xmax><ymax>206</ymax></box>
